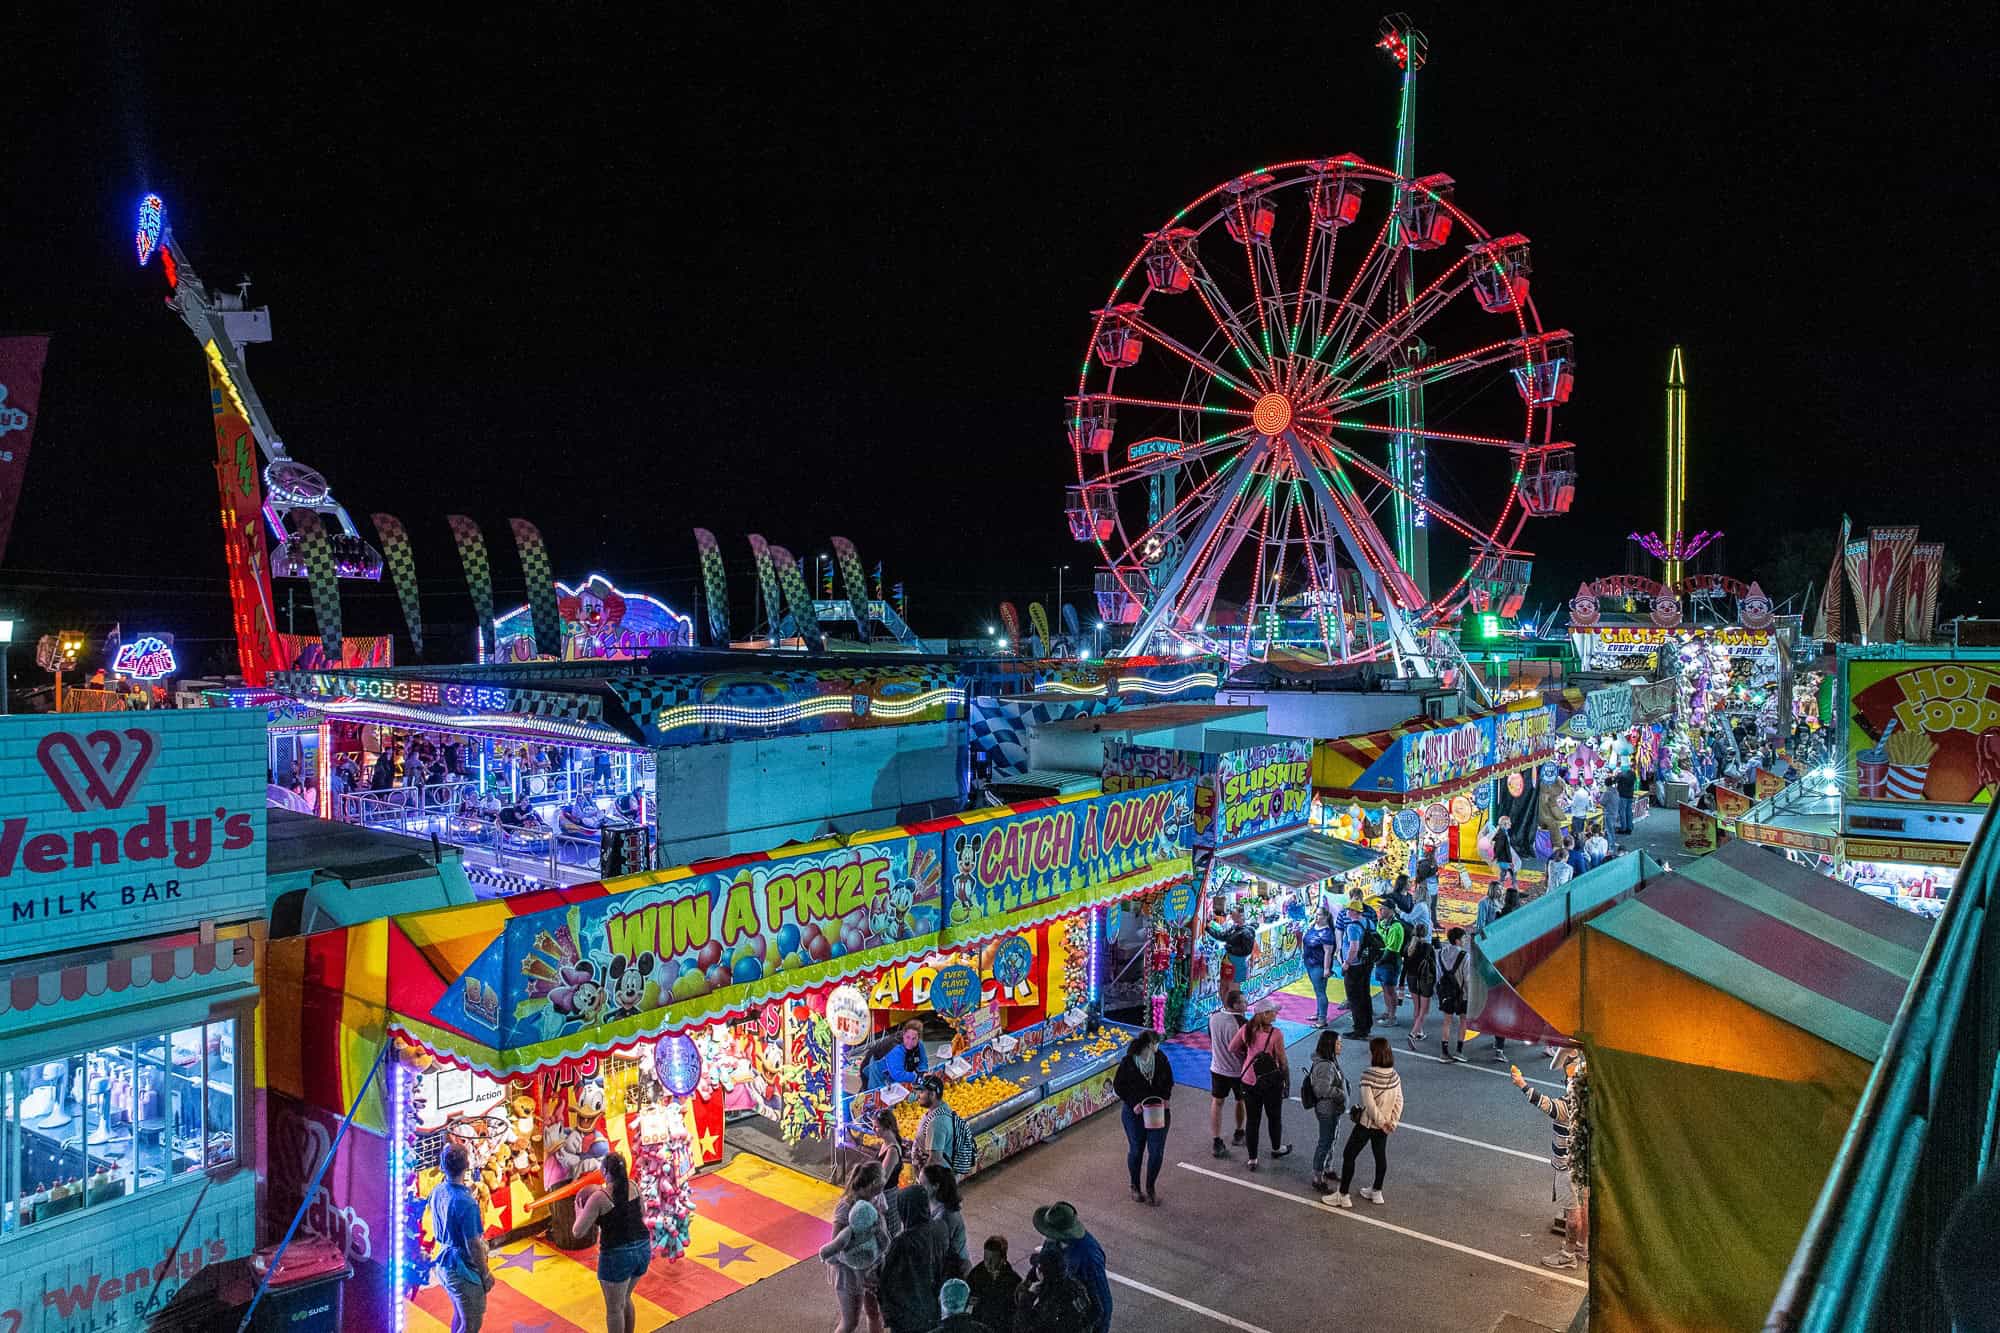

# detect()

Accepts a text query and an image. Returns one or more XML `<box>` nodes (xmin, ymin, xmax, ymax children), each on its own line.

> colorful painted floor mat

<box><xmin>407</xmin><ymin>1152</ymin><xmax>840</xmax><ymax>1332</ymax></box>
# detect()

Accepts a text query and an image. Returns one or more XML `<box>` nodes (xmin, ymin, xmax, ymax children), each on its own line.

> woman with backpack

<box><xmin>1302</xmin><ymin>1030</ymin><xmax>1349</xmax><ymax>1193</ymax></box>
<box><xmin>1324</xmin><ymin>1037</ymin><xmax>1404</xmax><ymax>1209</ymax></box>
<box><xmin>1402</xmin><ymin>919</ymin><xmax>1437</xmax><ymax>1048</ymax></box>
<box><xmin>1436</xmin><ymin>926</ymin><xmax>1470</xmax><ymax>1063</ymax></box>
<box><xmin>1112</xmin><ymin>1029</ymin><xmax>1174</xmax><ymax>1205</ymax></box>
<box><xmin>1227</xmin><ymin>997</ymin><xmax>1292</xmax><ymax>1169</ymax></box>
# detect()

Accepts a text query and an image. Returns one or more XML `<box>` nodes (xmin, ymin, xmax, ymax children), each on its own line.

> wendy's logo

<box><xmin>37</xmin><ymin>728</ymin><xmax>159</xmax><ymax>812</ymax></box>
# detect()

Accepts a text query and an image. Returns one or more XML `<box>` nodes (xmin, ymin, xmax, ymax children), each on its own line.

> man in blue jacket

<box><xmin>1034</xmin><ymin>1201</ymin><xmax>1111</xmax><ymax>1333</ymax></box>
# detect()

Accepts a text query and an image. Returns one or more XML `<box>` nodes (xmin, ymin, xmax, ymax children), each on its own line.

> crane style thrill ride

<box><xmin>1067</xmin><ymin>17</ymin><xmax>1577</xmax><ymax>686</ymax></box>
<box><xmin>136</xmin><ymin>193</ymin><xmax>381</xmax><ymax>682</ymax></box>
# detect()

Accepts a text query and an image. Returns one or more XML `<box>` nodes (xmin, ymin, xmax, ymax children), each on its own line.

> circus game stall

<box><xmin>1310</xmin><ymin>702</ymin><xmax>1560</xmax><ymax>927</ymax></box>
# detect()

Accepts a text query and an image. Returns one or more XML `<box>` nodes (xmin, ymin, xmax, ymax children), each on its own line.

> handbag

<box><xmin>1140</xmin><ymin>1097</ymin><xmax>1168</xmax><ymax>1130</ymax></box>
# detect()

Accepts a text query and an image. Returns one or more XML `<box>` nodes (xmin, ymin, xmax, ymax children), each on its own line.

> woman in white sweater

<box><xmin>1324</xmin><ymin>1036</ymin><xmax>1404</xmax><ymax>1208</ymax></box>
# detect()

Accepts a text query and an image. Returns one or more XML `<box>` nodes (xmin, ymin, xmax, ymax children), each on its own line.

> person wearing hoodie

<box><xmin>1324</xmin><ymin>1037</ymin><xmax>1404</xmax><ymax>1209</ymax></box>
<box><xmin>821</xmin><ymin>1196</ymin><xmax>890</xmax><ymax>1333</ymax></box>
<box><xmin>1032</xmin><ymin>1203</ymin><xmax>1111</xmax><ymax>1333</ymax></box>
<box><xmin>1111</xmin><ymin>1029</ymin><xmax>1174</xmax><ymax>1204</ymax></box>
<box><xmin>929</xmin><ymin>1277</ymin><xmax>993</xmax><ymax>1333</ymax></box>
<box><xmin>879</xmin><ymin>1185</ymin><xmax>947</xmax><ymax>1333</ymax></box>
<box><xmin>965</xmin><ymin>1236</ymin><xmax>1021</xmax><ymax>1331</ymax></box>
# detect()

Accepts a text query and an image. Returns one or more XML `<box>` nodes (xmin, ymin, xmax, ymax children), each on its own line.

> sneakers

<box><xmin>1246</xmin><ymin>1158</ymin><xmax>1259</xmax><ymax>1171</ymax></box>
<box><xmin>1271</xmin><ymin>1144</ymin><xmax>1293</xmax><ymax>1159</ymax></box>
<box><xmin>1323</xmin><ymin>1192</ymin><xmax>1354</xmax><ymax>1209</ymax></box>
<box><xmin>1311</xmin><ymin>1174</ymin><xmax>1327</xmax><ymax>1191</ymax></box>
<box><xmin>1360</xmin><ymin>1188</ymin><xmax>1386</xmax><ymax>1204</ymax></box>
<box><xmin>1212</xmin><ymin>1138</ymin><xmax>1229</xmax><ymax>1159</ymax></box>
<box><xmin>1440</xmin><ymin>1049</ymin><xmax>1459</xmax><ymax>1063</ymax></box>
<box><xmin>1232</xmin><ymin>1129</ymin><xmax>1246</xmax><ymax>1146</ymax></box>
<box><xmin>1491</xmin><ymin>1047</ymin><xmax>1509</xmax><ymax>1062</ymax></box>
<box><xmin>1541</xmin><ymin>1250</ymin><xmax>1580</xmax><ymax>1270</ymax></box>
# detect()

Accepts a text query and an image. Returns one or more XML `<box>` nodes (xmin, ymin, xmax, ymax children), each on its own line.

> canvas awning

<box><xmin>1216</xmin><ymin>829</ymin><xmax>1379</xmax><ymax>890</ymax></box>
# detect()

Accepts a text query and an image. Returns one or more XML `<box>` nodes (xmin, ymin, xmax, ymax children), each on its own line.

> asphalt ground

<box><xmin>674</xmin><ymin>1009</ymin><xmax>1586</xmax><ymax>1333</ymax></box>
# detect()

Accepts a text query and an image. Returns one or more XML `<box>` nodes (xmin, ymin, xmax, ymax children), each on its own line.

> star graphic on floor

<box><xmin>493</xmin><ymin>1244</ymin><xmax>545</xmax><ymax>1273</ymax></box>
<box><xmin>699</xmin><ymin>1240</ymin><xmax>756</xmax><ymax>1270</ymax></box>
<box><xmin>687</xmin><ymin>1177</ymin><xmax>734</xmax><ymax>1204</ymax></box>
<box><xmin>509</xmin><ymin>1321</ymin><xmax>553</xmax><ymax>1333</ymax></box>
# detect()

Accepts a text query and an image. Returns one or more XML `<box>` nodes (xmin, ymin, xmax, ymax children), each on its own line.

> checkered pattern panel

<box><xmin>509</xmin><ymin>517</ymin><xmax>563</xmax><ymax>658</ymax></box>
<box><xmin>770</xmin><ymin>545</ymin><xmax>821</xmax><ymax>642</ymax></box>
<box><xmin>447</xmin><ymin>515</ymin><xmax>497</xmax><ymax>653</ymax></box>
<box><xmin>371</xmin><ymin>512</ymin><xmax>425</xmax><ymax>656</ymax></box>
<box><xmin>831</xmin><ymin>536</ymin><xmax>872</xmax><ymax>642</ymax></box>
<box><xmin>967</xmin><ymin>695</ymin><xmax>1124</xmax><ymax>778</ymax></box>
<box><xmin>747</xmin><ymin>534</ymin><xmax>784</xmax><ymax>638</ymax></box>
<box><xmin>693</xmin><ymin>527</ymin><xmax>731</xmax><ymax>645</ymax></box>
<box><xmin>289</xmin><ymin>509</ymin><xmax>344</xmax><ymax>658</ymax></box>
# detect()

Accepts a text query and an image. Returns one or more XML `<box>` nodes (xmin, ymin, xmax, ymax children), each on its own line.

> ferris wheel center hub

<box><xmin>1252</xmin><ymin>393</ymin><xmax>1293</xmax><ymax>437</ymax></box>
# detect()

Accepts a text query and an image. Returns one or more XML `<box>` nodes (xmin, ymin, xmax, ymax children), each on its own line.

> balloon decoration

<box><xmin>654</xmin><ymin>1032</ymin><xmax>703</xmax><ymax>1098</ymax></box>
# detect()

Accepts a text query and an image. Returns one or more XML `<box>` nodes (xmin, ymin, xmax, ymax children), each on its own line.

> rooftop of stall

<box><xmin>1028</xmin><ymin>703</ymin><xmax>1269</xmax><ymax>774</ymax></box>
<box><xmin>264</xmin><ymin>808</ymin><xmax>477</xmax><ymax>931</ymax></box>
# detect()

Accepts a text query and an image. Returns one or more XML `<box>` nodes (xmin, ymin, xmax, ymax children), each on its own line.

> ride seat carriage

<box><xmin>1095</xmin><ymin>569</ymin><xmax>1140</xmax><ymax>625</ymax></box>
<box><xmin>1519</xmin><ymin>448</ymin><xmax>1576</xmax><ymax>517</ymax></box>
<box><xmin>1066</xmin><ymin>398</ymin><xmax>1115</xmax><ymax>454</ymax></box>
<box><xmin>1143</xmin><ymin>228</ymin><xmax>1196</xmax><ymax>294</ymax></box>
<box><xmin>1223</xmin><ymin>193</ymin><xmax>1277</xmax><ymax>246</ymax></box>
<box><xmin>1311</xmin><ymin>156</ymin><xmax>1368</xmax><ymax>228</ymax></box>
<box><xmin>1512</xmin><ymin>332</ymin><xmax>1574</xmax><ymax>406</ymax></box>
<box><xmin>1396</xmin><ymin>174</ymin><xmax>1456</xmax><ymax>250</ymax></box>
<box><xmin>1066</xmin><ymin>486</ymin><xmax>1116</xmax><ymax>542</ymax></box>
<box><xmin>1468</xmin><ymin>234</ymin><xmax>1531</xmax><ymax>313</ymax></box>
<box><xmin>1094</xmin><ymin>307</ymin><xmax>1143</xmax><ymax>368</ymax></box>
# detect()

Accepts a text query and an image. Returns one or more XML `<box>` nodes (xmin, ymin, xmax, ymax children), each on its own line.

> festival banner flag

<box><xmin>1866</xmin><ymin>526</ymin><xmax>1920</xmax><ymax>643</ymax></box>
<box><xmin>746</xmin><ymin>534</ymin><xmax>784</xmax><ymax>639</ymax></box>
<box><xmin>1903</xmin><ymin>542</ymin><xmax>1945</xmax><ymax>644</ymax></box>
<box><xmin>830</xmin><ymin>536</ymin><xmax>872</xmax><ymax>642</ymax></box>
<box><xmin>998</xmin><ymin>602</ymin><xmax>1022</xmax><ymax>647</ymax></box>
<box><xmin>1061</xmin><ymin>603</ymin><xmax>1082</xmax><ymax>640</ymax></box>
<box><xmin>1753</xmin><ymin>767</ymin><xmax>1786</xmax><ymax>799</ymax></box>
<box><xmin>370</xmin><ymin>513</ymin><xmax>425</xmax><ymax>657</ymax></box>
<box><xmin>0</xmin><ymin>335</ymin><xmax>50</xmax><ymax>565</ymax></box>
<box><xmin>446</xmin><ymin>515</ymin><xmax>497</xmax><ymax>655</ymax></box>
<box><xmin>208</xmin><ymin>358</ymin><xmax>284</xmax><ymax>684</ymax></box>
<box><xmin>1710</xmin><ymin>783</ymin><xmax>1754</xmax><ymax>820</ymax></box>
<box><xmin>1812</xmin><ymin>516</ymin><xmax>1848</xmax><ymax>643</ymax></box>
<box><xmin>288</xmin><ymin>509</ymin><xmax>344</xmax><ymax>661</ymax></box>
<box><xmin>770</xmin><ymin>545</ymin><xmax>821</xmax><ymax>645</ymax></box>
<box><xmin>1843</xmin><ymin>540</ymin><xmax>1871</xmax><ymax>643</ymax></box>
<box><xmin>508</xmin><ymin>518</ymin><xmax>562</xmax><ymax>658</ymax></box>
<box><xmin>692</xmin><ymin>527</ymin><xmax>731</xmax><ymax>645</ymax></box>
<box><xmin>1679</xmin><ymin>802</ymin><xmax>1720</xmax><ymax>855</ymax></box>
<box><xmin>1028</xmin><ymin>602</ymin><xmax>1051</xmax><ymax>656</ymax></box>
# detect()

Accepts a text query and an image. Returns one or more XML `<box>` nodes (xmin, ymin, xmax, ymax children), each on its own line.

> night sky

<box><xmin>7</xmin><ymin>5</ymin><xmax>1996</xmax><ymax>666</ymax></box>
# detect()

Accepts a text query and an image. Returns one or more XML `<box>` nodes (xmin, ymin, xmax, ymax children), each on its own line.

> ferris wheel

<box><xmin>1067</xmin><ymin>16</ymin><xmax>1576</xmax><ymax>673</ymax></box>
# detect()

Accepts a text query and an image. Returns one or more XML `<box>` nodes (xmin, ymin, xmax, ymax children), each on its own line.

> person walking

<box><xmin>965</xmin><ymin>1236</ymin><xmax>1020</xmax><ymax>1329</ymax></box>
<box><xmin>879</xmin><ymin>1186</ymin><xmax>947</xmax><ymax>1333</ymax></box>
<box><xmin>821</xmin><ymin>1196</ymin><xmax>890</xmax><ymax>1333</ymax></box>
<box><xmin>1032</xmin><ymin>1203</ymin><xmax>1111</xmax><ymax>1333</ymax></box>
<box><xmin>1613</xmin><ymin>764</ymin><xmax>1636</xmax><ymax>834</ymax></box>
<box><xmin>1436</xmin><ymin>927</ymin><xmax>1470</xmax><ymax>1062</ymax></box>
<box><xmin>872</xmin><ymin>1107</ymin><xmax>911</xmax><ymax>1193</ymax></box>
<box><xmin>833</xmin><ymin>1165</ymin><xmax>892</xmax><ymax>1332</ymax></box>
<box><xmin>1112</xmin><ymin>1029</ymin><xmax>1173</xmax><ymax>1204</ymax></box>
<box><xmin>1373</xmin><ymin>899</ymin><xmax>1406</xmax><ymax>1025</ymax></box>
<box><xmin>913</xmin><ymin>1076</ymin><xmax>972</xmax><ymax>1176</ymax></box>
<box><xmin>426</xmin><ymin>1143</ymin><xmax>493</xmax><ymax>1333</ymax></box>
<box><xmin>1413</xmin><ymin>845</ymin><xmax>1441</xmax><ymax>921</ymax></box>
<box><xmin>1301</xmin><ymin>908</ymin><xmax>1338</xmax><ymax>1028</ymax></box>
<box><xmin>1325</xmin><ymin>1037</ymin><xmax>1404</xmax><ymax>1208</ymax></box>
<box><xmin>1207</xmin><ymin>989</ymin><xmax>1249</xmax><ymax>1157</ymax></box>
<box><xmin>922</xmin><ymin>1164</ymin><xmax>969</xmax><ymax>1279</ymax></box>
<box><xmin>931</xmin><ymin>1278</ymin><xmax>993</xmax><ymax>1333</ymax></box>
<box><xmin>1334</xmin><ymin>886</ymin><xmax>1380</xmax><ymax>1039</ymax></box>
<box><xmin>1228</xmin><ymin>997</ymin><xmax>1292</xmax><ymax>1169</ymax></box>
<box><xmin>574</xmin><ymin>1152</ymin><xmax>652</xmax><ymax>1333</ymax></box>
<box><xmin>1302</xmin><ymin>1031</ymin><xmax>1349</xmax><ymax>1193</ymax></box>
<box><xmin>1013</xmin><ymin>1245</ymin><xmax>1097</xmax><ymax>1333</ymax></box>
<box><xmin>1474</xmin><ymin>876</ymin><xmax>1506</xmax><ymax>935</ymax></box>
<box><xmin>1402</xmin><ymin>919</ymin><xmax>1437</xmax><ymax>1048</ymax></box>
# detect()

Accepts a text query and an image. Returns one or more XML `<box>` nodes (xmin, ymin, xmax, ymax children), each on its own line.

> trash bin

<box><xmin>248</xmin><ymin>1236</ymin><xmax>351</xmax><ymax>1333</ymax></box>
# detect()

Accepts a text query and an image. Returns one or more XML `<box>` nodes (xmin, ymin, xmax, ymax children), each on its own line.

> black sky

<box><xmin>6</xmin><ymin>4</ymin><xmax>1997</xmax><ymax>659</ymax></box>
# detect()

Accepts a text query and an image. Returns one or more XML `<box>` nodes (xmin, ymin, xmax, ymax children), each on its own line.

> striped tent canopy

<box><xmin>1548</xmin><ymin>840</ymin><xmax>1932</xmax><ymax>1332</ymax></box>
<box><xmin>1311</xmin><ymin>696</ymin><xmax>1552</xmax><ymax>802</ymax></box>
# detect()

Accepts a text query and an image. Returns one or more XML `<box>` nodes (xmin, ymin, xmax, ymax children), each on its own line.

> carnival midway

<box><xmin>0</xmin><ymin>12</ymin><xmax>1991</xmax><ymax>1333</ymax></box>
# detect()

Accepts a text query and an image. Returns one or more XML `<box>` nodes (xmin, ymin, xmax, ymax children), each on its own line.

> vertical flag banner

<box><xmin>1061</xmin><ymin>603</ymin><xmax>1082</xmax><ymax>640</ymax></box>
<box><xmin>830</xmin><ymin>536</ymin><xmax>871</xmax><ymax>642</ymax></box>
<box><xmin>1905</xmin><ymin>543</ymin><xmax>1945</xmax><ymax>643</ymax></box>
<box><xmin>288</xmin><ymin>510</ymin><xmax>344</xmax><ymax>661</ymax></box>
<box><xmin>0</xmin><ymin>335</ymin><xmax>50</xmax><ymax>565</ymax></box>
<box><xmin>209</xmin><ymin>357</ymin><xmax>284</xmax><ymax>683</ymax></box>
<box><xmin>998</xmin><ymin>602</ymin><xmax>1022</xmax><ymax>646</ymax></box>
<box><xmin>747</xmin><ymin>534</ymin><xmax>784</xmax><ymax>639</ymax></box>
<box><xmin>1842</xmin><ymin>541</ymin><xmax>1870</xmax><ymax>644</ymax></box>
<box><xmin>370</xmin><ymin>513</ymin><xmax>425</xmax><ymax>657</ymax></box>
<box><xmin>692</xmin><ymin>527</ymin><xmax>731</xmax><ymax>645</ymax></box>
<box><xmin>770</xmin><ymin>545</ymin><xmax>821</xmax><ymax>645</ymax></box>
<box><xmin>508</xmin><ymin>518</ymin><xmax>563</xmax><ymax>658</ymax></box>
<box><xmin>447</xmin><ymin>515</ymin><xmax>497</xmax><ymax>656</ymax></box>
<box><xmin>1866</xmin><ymin>526</ymin><xmax>1920</xmax><ymax>643</ymax></box>
<box><xmin>1813</xmin><ymin>515</ymin><xmax>1849</xmax><ymax>643</ymax></box>
<box><xmin>1028</xmin><ymin>602</ymin><xmax>1051</xmax><ymax>656</ymax></box>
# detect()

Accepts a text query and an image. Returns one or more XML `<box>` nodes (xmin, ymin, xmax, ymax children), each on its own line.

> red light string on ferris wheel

<box><xmin>1112</xmin><ymin>311</ymin><xmax>1261</xmax><ymax>400</ymax></box>
<box><xmin>1309</xmin><ymin>418</ymin><xmax>1540</xmax><ymax>451</ymax></box>
<box><xmin>1174</xmin><ymin>468</ymin><xmax>1259</xmax><ymax>632</ymax></box>
<box><xmin>1182</xmin><ymin>247</ymin><xmax>1270</xmax><ymax>383</ymax></box>
<box><xmin>1295</xmin><ymin>426</ymin><xmax>1490</xmax><ymax>547</ymax></box>
<box><xmin>1235</xmin><ymin>197</ymin><xmax>1276</xmax><ymax>363</ymax></box>
<box><xmin>1292</xmin><ymin>180</ymin><xmax>1324</xmax><ymax>351</ymax></box>
<box><xmin>1091</xmin><ymin>428</ymin><xmax>1250</xmax><ymax>490</ymax></box>
<box><xmin>1086</xmin><ymin>393</ymin><xmax>1255</xmax><ymax>418</ymax></box>
<box><xmin>1332</xmin><ymin>338</ymin><xmax>1516</xmax><ymax>406</ymax></box>
<box><xmin>1314</xmin><ymin>216</ymin><xmax>1393</xmax><ymax>362</ymax></box>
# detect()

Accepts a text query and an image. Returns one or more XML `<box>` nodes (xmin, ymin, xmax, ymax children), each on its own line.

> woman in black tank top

<box><xmin>576</xmin><ymin>1152</ymin><xmax>653</xmax><ymax>1333</ymax></box>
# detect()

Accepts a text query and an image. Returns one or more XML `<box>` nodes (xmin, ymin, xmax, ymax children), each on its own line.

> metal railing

<box><xmin>335</xmin><ymin>785</ymin><xmax>647</xmax><ymax>886</ymax></box>
<box><xmin>1764</xmin><ymin>802</ymin><xmax>2000</xmax><ymax>1331</ymax></box>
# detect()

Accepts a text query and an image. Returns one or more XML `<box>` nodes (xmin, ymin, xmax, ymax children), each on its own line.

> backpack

<box><xmin>944</xmin><ymin>1109</ymin><xmax>977</xmax><ymax>1176</ymax></box>
<box><xmin>1302</xmin><ymin>1058</ymin><xmax>1347</xmax><ymax>1117</ymax></box>
<box><xmin>1436</xmin><ymin>947</ymin><xmax>1467</xmax><ymax>1007</ymax></box>
<box><xmin>1405</xmin><ymin>940</ymin><xmax>1437</xmax><ymax>993</ymax></box>
<box><xmin>1357</xmin><ymin>908</ymin><xmax>1385</xmax><ymax>967</ymax></box>
<box><xmin>1223</xmin><ymin>923</ymin><xmax>1256</xmax><ymax>956</ymax></box>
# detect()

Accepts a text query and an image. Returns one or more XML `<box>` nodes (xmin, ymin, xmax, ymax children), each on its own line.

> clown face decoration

<box><xmin>1568</xmin><ymin>583</ymin><xmax>1600</xmax><ymax>629</ymax></box>
<box><xmin>1738</xmin><ymin>581</ymin><xmax>1774</xmax><ymax>630</ymax></box>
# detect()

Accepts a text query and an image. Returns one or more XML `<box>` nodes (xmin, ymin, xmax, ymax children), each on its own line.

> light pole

<box><xmin>1055</xmin><ymin>565</ymin><xmax>1069</xmax><ymax>620</ymax></box>
<box><xmin>0</xmin><ymin>617</ymin><xmax>14</xmax><ymax>714</ymax></box>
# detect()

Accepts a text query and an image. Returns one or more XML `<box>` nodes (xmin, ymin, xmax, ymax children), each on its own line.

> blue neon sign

<box><xmin>135</xmin><ymin>194</ymin><xmax>165</xmax><ymax>267</ymax></box>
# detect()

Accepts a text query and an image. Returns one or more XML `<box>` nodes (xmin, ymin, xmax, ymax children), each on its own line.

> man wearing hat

<box><xmin>1032</xmin><ymin>1202</ymin><xmax>1111</xmax><ymax>1333</ymax></box>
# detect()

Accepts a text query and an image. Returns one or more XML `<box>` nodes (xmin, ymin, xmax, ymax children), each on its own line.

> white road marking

<box><xmin>1174</xmin><ymin>1161</ymin><xmax>1590</xmax><ymax>1290</ymax></box>
<box><xmin>1107</xmin><ymin>1272</ymin><xmax>1276</xmax><ymax>1332</ymax></box>
<box><xmin>1281</xmin><ymin>1026</ymin><xmax>1567</xmax><ymax>1089</ymax></box>
<box><xmin>1393</xmin><ymin>1121</ymin><xmax>1550</xmax><ymax>1163</ymax></box>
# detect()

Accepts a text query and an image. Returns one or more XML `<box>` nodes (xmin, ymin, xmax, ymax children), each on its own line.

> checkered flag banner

<box><xmin>747</xmin><ymin>534</ymin><xmax>784</xmax><ymax>639</ymax></box>
<box><xmin>770</xmin><ymin>545</ymin><xmax>821</xmax><ymax>645</ymax></box>
<box><xmin>691</xmin><ymin>527</ymin><xmax>731</xmax><ymax>646</ymax></box>
<box><xmin>509</xmin><ymin>518</ymin><xmax>563</xmax><ymax>658</ymax></box>
<box><xmin>370</xmin><ymin>513</ymin><xmax>425</xmax><ymax>657</ymax></box>
<box><xmin>289</xmin><ymin>509</ymin><xmax>344</xmax><ymax>659</ymax></box>
<box><xmin>447</xmin><ymin>514</ymin><xmax>497</xmax><ymax>655</ymax></box>
<box><xmin>830</xmin><ymin>536</ymin><xmax>872</xmax><ymax>642</ymax></box>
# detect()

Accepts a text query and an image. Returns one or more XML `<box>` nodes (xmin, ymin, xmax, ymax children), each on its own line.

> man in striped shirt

<box><xmin>1513</xmin><ymin>1048</ymin><xmax>1589</xmax><ymax>1270</ymax></box>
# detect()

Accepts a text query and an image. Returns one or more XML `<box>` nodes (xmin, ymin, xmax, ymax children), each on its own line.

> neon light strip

<box><xmin>392</xmin><ymin>1061</ymin><xmax>407</xmax><ymax>1333</ymax></box>
<box><xmin>869</xmin><ymin>688</ymin><xmax>966</xmax><ymax>719</ymax></box>
<box><xmin>1034</xmin><ymin>680</ymin><xmax>1108</xmax><ymax>697</ymax></box>
<box><xmin>203</xmin><ymin>341</ymin><xmax>253</xmax><ymax>423</ymax></box>
<box><xmin>657</xmin><ymin>695</ymin><xmax>855</xmax><ymax>732</ymax></box>
<box><xmin>316</xmin><ymin>698</ymin><xmax>638</xmax><ymax>747</ymax></box>
<box><xmin>1114</xmin><ymin>672</ymin><xmax>1221</xmax><ymax>696</ymax></box>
